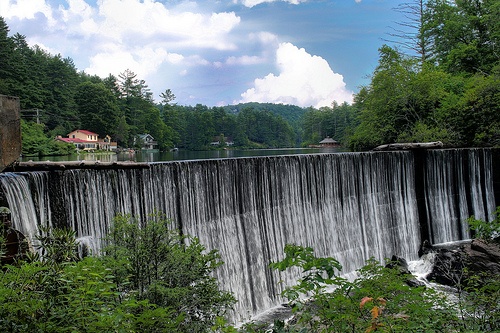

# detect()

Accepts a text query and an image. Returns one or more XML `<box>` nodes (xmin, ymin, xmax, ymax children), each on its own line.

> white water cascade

<box><xmin>424</xmin><ymin>149</ymin><xmax>496</xmax><ymax>244</ymax></box>
<box><xmin>0</xmin><ymin>171</ymin><xmax>52</xmax><ymax>251</ymax></box>
<box><xmin>0</xmin><ymin>149</ymin><xmax>495</xmax><ymax>321</ymax></box>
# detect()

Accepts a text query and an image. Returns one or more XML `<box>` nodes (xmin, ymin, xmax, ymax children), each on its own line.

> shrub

<box><xmin>105</xmin><ymin>213</ymin><xmax>236</xmax><ymax>332</ymax></box>
<box><xmin>265</xmin><ymin>244</ymin><xmax>458</xmax><ymax>333</ymax></box>
<box><xmin>0</xmin><ymin>216</ymin><xmax>236</xmax><ymax>333</ymax></box>
<box><xmin>467</xmin><ymin>206</ymin><xmax>500</xmax><ymax>243</ymax></box>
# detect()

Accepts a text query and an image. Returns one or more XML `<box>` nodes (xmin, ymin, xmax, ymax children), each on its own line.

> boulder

<box><xmin>426</xmin><ymin>239</ymin><xmax>500</xmax><ymax>287</ymax></box>
<box><xmin>418</xmin><ymin>239</ymin><xmax>434</xmax><ymax>257</ymax></box>
<box><xmin>426</xmin><ymin>248</ymin><xmax>465</xmax><ymax>287</ymax></box>
<box><xmin>463</xmin><ymin>239</ymin><xmax>500</xmax><ymax>275</ymax></box>
<box><xmin>387</xmin><ymin>255</ymin><xmax>425</xmax><ymax>287</ymax></box>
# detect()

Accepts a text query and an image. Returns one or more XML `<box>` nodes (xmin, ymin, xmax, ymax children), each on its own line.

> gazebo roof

<box><xmin>319</xmin><ymin>136</ymin><xmax>338</xmax><ymax>144</ymax></box>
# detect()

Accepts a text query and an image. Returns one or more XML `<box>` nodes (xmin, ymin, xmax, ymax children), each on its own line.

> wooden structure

<box><xmin>373</xmin><ymin>141</ymin><xmax>444</xmax><ymax>151</ymax></box>
<box><xmin>319</xmin><ymin>136</ymin><xmax>340</xmax><ymax>147</ymax></box>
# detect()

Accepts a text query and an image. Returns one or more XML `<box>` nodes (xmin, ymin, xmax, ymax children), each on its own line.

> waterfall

<box><xmin>0</xmin><ymin>172</ymin><xmax>52</xmax><ymax>251</ymax></box>
<box><xmin>0</xmin><ymin>149</ymin><xmax>495</xmax><ymax>321</ymax></box>
<box><xmin>424</xmin><ymin>149</ymin><xmax>496</xmax><ymax>244</ymax></box>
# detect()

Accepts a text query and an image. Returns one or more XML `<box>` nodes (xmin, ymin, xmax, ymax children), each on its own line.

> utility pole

<box><xmin>20</xmin><ymin>108</ymin><xmax>42</xmax><ymax>124</ymax></box>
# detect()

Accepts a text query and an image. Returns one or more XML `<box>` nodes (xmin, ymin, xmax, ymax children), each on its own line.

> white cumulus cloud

<box><xmin>226</xmin><ymin>55</ymin><xmax>264</xmax><ymax>65</ymax></box>
<box><xmin>0</xmin><ymin>0</ymin><xmax>56</xmax><ymax>25</ymax></box>
<box><xmin>1</xmin><ymin>0</ymin><xmax>240</xmax><ymax>72</ymax></box>
<box><xmin>239</xmin><ymin>42</ymin><xmax>353</xmax><ymax>108</ymax></box>
<box><xmin>237</xmin><ymin>0</ymin><xmax>307</xmax><ymax>8</ymax></box>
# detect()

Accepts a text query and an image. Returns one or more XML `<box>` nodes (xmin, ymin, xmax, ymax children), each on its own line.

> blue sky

<box><xmin>1</xmin><ymin>0</ymin><xmax>408</xmax><ymax>107</ymax></box>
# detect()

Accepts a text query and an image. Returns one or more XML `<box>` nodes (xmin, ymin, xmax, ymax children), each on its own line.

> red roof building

<box><xmin>56</xmin><ymin>130</ymin><xmax>117</xmax><ymax>151</ymax></box>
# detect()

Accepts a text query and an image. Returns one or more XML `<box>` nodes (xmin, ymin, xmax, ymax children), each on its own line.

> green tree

<box><xmin>0</xmin><ymin>17</ymin><xmax>15</xmax><ymax>95</ymax></box>
<box><xmin>160</xmin><ymin>88</ymin><xmax>176</xmax><ymax>105</ymax></box>
<box><xmin>302</xmin><ymin>102</ymin><xmax>358</xmax><ymax>146</ymax></box>
<box><xmin>118</xmin><ymin>69</ymin><xmax>142</xmax><ymax>99</ymax></box>
<box><xmin>237</xmin><ymin>107</ymin><xmax>294</xmax><ymax>148</ymax></box>
<box><xmin>162</xmin><ymin>104</ymin><xmax>184</xmax><ymax>147</ymax></box>
<box><xmin>426</xmin><ymin>0</ymin><xmax>500</xmax><ymax>74</ymax></box>
<box><xmin>141</xmin><ymin>105</ymin><xmax>175</xmax><ymax>150</ymax></box>
<box><xmin>106</xmin><ymin>213</ymin><xmax>236</xmax><ymax>332</ymax></box>
<box><xmin>74</xmin><ymin>81</ymin><xmax>122</xmax><ymax>138</ymax></box>
<box><xmin>452</xmin><ymin>73</ymin><xmax>500</xmax><ymax>146</ymax></box>
<box><xmin>180</xmin><ymin>105</ymin><xmax>215</xmax><ymax>150</ymax></box>
<box><xmin>20</xmin><ymin>119</ymin><xmax>75</xmax><ymax>156</ymax></box>
<box><xmin>350</xmin><ymin>46</ymin><xmax>418</xmax><ymax>150</ymax></box>
<box><xmin>43</xmin><ymin>55</ymin><xmax>80</xmax><ymax>135</ymax></box>
<box><xmin>114</xmin><ymin>115</ymin><xmax>130</xmax><ymax>146</ymax></box>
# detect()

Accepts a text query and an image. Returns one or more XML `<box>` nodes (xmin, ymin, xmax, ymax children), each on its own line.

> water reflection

<box><xmin>21</xmin><ymin>147</ymin><xmax>349</xmax><ymax>163</ymax></box>
<box><xmin>21</xmin><ymin>153</ymin><xmax>119</xmax><ymax>163</ymax></box>
<box><xmin>121</xmin><ymin>147</ymin><xmax>348</xmax><ymax>162</ymax></box>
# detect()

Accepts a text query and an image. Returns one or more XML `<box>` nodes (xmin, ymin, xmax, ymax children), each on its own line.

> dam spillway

<box><xmin>0</xmin><ymin>149</ymin><xmax>496</xmax><ymax>321</ymax></box>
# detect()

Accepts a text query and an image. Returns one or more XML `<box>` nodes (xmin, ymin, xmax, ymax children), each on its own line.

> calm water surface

<box><xmin>21</xmin><ymin>147</ymin><xmax>349</xmax><ymax>163</ymax></box>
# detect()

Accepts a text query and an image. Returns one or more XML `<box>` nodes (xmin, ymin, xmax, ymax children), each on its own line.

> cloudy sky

<box><xmin>1</xmin><ymin>0</ymin><xmax>407</xmax><ymax>108</ymax></box>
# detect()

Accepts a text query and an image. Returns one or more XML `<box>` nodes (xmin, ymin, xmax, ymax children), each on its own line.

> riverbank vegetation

<box><xmin>0</xmin><ymin>213</ymin><xmax>235</xmax><ymax>333</ymax></box>
<box><xmin>1</xmin><ymin>1</ymin><xmax>499</xmax><ymax>154</ymax></box>
<box><xmin>1</xmin><ymin>210</ymin><xmax>499</xmax><ymax>332</ymax></box>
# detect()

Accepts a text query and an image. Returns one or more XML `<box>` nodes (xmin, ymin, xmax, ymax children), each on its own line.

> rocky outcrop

<box><xmin>426</xmin><ymin>239</ymin><xmax>500</xmax><ymax>287</ymax></box>
<box><xmin>387</xmin><ymin>255</ymin><xmax>425</xmax><ymax>287</ymax></box>
<box><xmin>463</xmin><ymin>239</ymin><xmax>500</xmax><ymax>275</ymax></box>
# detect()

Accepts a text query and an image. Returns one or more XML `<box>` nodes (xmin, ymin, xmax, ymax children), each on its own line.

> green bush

<box><xmin>265</xmin><ymin>244</ymin><xmax>458</xmax><ymax>333</ymax></box>
<box><xmin>467</xmin><ymin>207</ymin><xmax>500</xmax><ymax>243</ymax></box>
<box><xmin>105</xmin><ymin>213</ymin><xmax>236</xmax><ymax>332</ymax></box>
<box><xmin>0</xmin><ymin>215</ymin><xmax>236</xmax><ymax>333</ymax></box>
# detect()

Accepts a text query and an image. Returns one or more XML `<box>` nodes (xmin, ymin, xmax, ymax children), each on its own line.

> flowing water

<box><xmin>0</xmin><ymin>149</ymin><xmax>495</xmax><ymax>321</ymax></box>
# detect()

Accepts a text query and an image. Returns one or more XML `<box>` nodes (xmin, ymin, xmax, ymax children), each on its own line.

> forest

<box><xmin>1</xmin><ymin>1</ymin><xmax>500</xmax><ymax>155</ymax></box>
<box><xmin>1</xmin><ymin>1</ymin><xmax>500</xmax><ymax>332</ymax></box>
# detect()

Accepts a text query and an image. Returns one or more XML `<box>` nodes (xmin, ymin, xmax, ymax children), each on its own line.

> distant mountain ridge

<box><xmin>223</xmin><ymin>102</ymin><xmax>307</xmax><ymax>126</ymax></box>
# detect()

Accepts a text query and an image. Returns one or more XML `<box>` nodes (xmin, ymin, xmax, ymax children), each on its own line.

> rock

<box><xmin>427</xmin><ymin>248</ymin><xmax>465</xmax><ymax>287</ymax></box>
<box><xmin>387</xmin><ymin>255</ymin><xmax>425</xmax><ymax>287</ymax></box>
<box><xmin>418</xmin><ymin>240</ymin><xmax>434</xmax><ymax>257</ymax></box>
<box><xmin>426</xmin><ymin>239</ymin><xmax>500</xmax><ymax>287</ymax></box>
<box><xmin>463</xmin><ymin>239</ymin><xmax>500</xmax><ymax>275</ymax></box>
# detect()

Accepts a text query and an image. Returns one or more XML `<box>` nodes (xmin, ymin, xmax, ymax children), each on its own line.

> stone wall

<box><xmin>0</xmin><ymin>95</ymin><xmax>21</xmax><ymax>172</ymax></box>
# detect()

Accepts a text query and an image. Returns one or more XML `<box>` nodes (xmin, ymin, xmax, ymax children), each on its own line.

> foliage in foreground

<box><xmin>262</xmin><ymin>244</ymin><xmax>457</xmax><ymax>333</ymax></box>
<box><xmin>0</xmin><ymin>213</ymin><xmax>235</xmax><ymax>333</ymax></box>
<box><xmin>238</xmin><ymin>242</ymin><xmax>500</xmax><ymax>333</ymax></box>
<box><xmin>105</xmin><ymin>213</ymin><xmax>236</xmax><ymax>332</ymax></box>
<box><xmin>467</xmin><ymin>206</ymin><xmax>500</xmax><ymax>244</ymax></box>
<box><xmin>2</xmin><ymin>211</ymin><xmax>499</xmax><ymax>332</ymax></box>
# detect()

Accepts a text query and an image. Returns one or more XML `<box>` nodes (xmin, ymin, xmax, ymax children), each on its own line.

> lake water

<box><xmin>21</xmin><ymin>147</ymin><xmax>349</xmax><ymax>163</ymax></box>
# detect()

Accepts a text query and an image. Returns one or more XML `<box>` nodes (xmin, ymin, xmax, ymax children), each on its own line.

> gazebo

<box><xmin>319</xmin><ymin>136</ymin><xmax>339</xmax><ymax>147</ymax></box>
